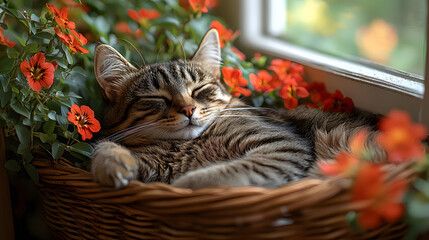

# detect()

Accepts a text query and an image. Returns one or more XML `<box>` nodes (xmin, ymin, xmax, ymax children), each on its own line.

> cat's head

<box><xmin>94</xmin><ymin>29</ymin><xmax>232</xmax><ymax>141</ymax></box>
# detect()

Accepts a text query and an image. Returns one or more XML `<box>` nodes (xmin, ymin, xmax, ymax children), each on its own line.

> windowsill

<box><xmin>241</xmin><ymin>34</ymin><xmax>424</xmax><ymax>99</ymax></box>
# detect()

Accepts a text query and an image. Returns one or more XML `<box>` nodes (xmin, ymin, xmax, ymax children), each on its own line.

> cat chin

<box><xmin>155</xmin><ymin>125</ymin><xmax>208</xmax><ymax>140</ymax></box>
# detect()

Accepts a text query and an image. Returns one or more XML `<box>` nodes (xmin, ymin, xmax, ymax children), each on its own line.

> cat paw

<box><xmin>91</xmin><ymin>142</ymin><xmax>138</xmax><ymax>189</ymax></box>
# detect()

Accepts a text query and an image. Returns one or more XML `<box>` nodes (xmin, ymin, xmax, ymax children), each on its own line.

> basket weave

<box><xmin>32</xmin><ymin>155</ymin><xmax>416</xmax><ymax>240</ymax></box>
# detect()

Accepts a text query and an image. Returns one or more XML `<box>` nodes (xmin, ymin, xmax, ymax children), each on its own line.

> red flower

<box><xmin>230</xmin><ymin>46</ymin><xmax>246</xmax><ymax>60</ymax></box>
<box><xmin>210</xmin><ymin>20</ymin><xmax>239</xmax><ymax>48</ymax></box>
<box><xmin>222</xmin><ymin>67</ymin><xmax>251</xmax><ymax>97</ymax></box>
<box><xmin>377</xmin><ymin>110</ymin><xmax>427</xmax><ymax>163</ymax></box>
<box><xmin>319</xmin><ymin>152</ymin><xmax>360</xmax><ymax>176</ymax></box>
<box><xmin>351</xmin><ymin>164</ymin><xmax>407</xmax><ymax>229</ymax></box>
<box><xmin>67</xmin><ymin>104</ymin><xmax>101</xmax><ymax>141</ymax></box>
<box><xmin>278</xmin><ymin>78</ymin><xmax>309</xmax><ymax>110</ymax></box>
<box><xmin>46</xmin><ymin>3</ymin><xmax>76</xmax><ymax>30</ymax></box>
<box><xmin>115</xmin><ymin>22</ymin><xmax>132</xmax><ymax>34</ymax></box>
<box><xmin>128</xmin><ymin>8</ymin><xmax>161</xmax><ymax>26</ymax></box>
<box><xmin>268</xmin><ymin>59</ymin><xmax>291</xmax><ymax>81</ymax></box>
<box><xmin>188</xmin><ymin>0</ymin><xmax>218</xmax><ymax>13</ymax></box>
<box><xmin>230</xmin><ymin>87</ymin><xmax>252</xmax><ymax>98</ymax></box>
<box><xmin>55</xmin><ymin>27</ymin><xmax>89</xmax><ymax>54</ymax></box>
<box><xmin>323</xmin><ymin>90</ymin><xmax>354</xmax><ymax>112</ymax></box>
<box><xmin>318</xmin><ymin>130</ymin><xmax>368</xmax><ymax>176</ymax></box>
<box><xmin>249</xmin><ymin>70</ymin><xmax>282</xmax><ymax>93</ymax></box>
<box><xmin>0</xmin><ymin>26</ymin><xmax>15</xmax><ymax>48</ymax></box>
<box><xmin>20</xmin><ymin>52</ymin><xmax>55</xmax><ymax>92</ymax></box>
<box><xmin>306</xmin><ymin>82</ymin><xmax>330</xmax><ymax>109</ymax></box>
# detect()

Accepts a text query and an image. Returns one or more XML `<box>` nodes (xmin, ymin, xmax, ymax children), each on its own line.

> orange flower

<box><xmin>55</xmin><ymin>0</ymin><xmax>90</xmax><ymax>12</ymax></box>
<box><xmin>128</xmin><ymin>8</ymin><xmax>161</xmax><ymax>26</ymax></box>
<box><xmin>115</xmin><ymin>22</ymin><xmax>133</xmax><ymax>34</ymax></box>
<box><xmin>46</xmin><ymin>3</ymin><xmax>76</xmax><ymax>30</ymax></box>
<box><xmin>356</xmin><ymin>19</ymin><xmax>398</xmax><ymax>64</ymax></box>
<box><xmin>210</xmin><ymin>20</ymin><xmax>239</xmax><ymax>48</ymax></box>
<box><xmin>54</xmin><ymin>27</ymin><xmax>89</xmax><ymax>54</ymax></box>
<box><xmin>0</xmin><ymin>26</ymin><xmax>15</xmax><ymax>48</ymax></box>
<box><xmin>318</xmin><ymin>152</ymin><xmax>360</xmax><ymax>176</ymax></box>
<box><xmin>20</xmin><ymin>52</ymin><xmax>55</xmax><ymax>92</ymax></box>
<box><xmin>377</xmin><ymin>110</ymin><xmax>427</xmax><ymax>163</ymax></box>
<box><xmin>222</xmin><ymin>67</ymin><xmax>251</xmax><ymax>97</ymax></box>
<box><xmin>188</xmin><ymin>0</ymin><xmax>218</xmax><ymax>13</ymax></box>
<box><xmin>318</xmin><ymin>130</ymin><xmax>367</xmax><ymax>176</ymax></box>
<box><xmin>67</xmin><ymin>104</ymin><xmax>101</xmax><ymax>141</ymax></box>
<box><xmin>249</xmin><ymin>70</ymin><xmax>282</xmax><ymax>93</ymax></box>
<box><xmin>268</xmin><ymin>59</ymin><xmax>291</xmax><ymax>81</ymax></box>
<box><xmin>323</xmin><ymin>90</ymin><xmax>354</xmax><ymax>112</ymax></box>
<box><xmin>351</xmin><ymin>164</ymin><xmax>407</xmax><ymax>229</ymax></box>
<box><xmin>278</xmin><ymin>78</ymin><xmax>309</xmax><ymax>110</ymax></box>
<box><xmin>230</xmin><ymin>46</ymin><xmax>246</xmax><ymax>60</ymax></box>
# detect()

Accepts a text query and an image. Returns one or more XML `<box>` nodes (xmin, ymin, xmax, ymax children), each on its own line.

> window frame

<box><xmin>239</xmin><ymin>0</ymin><xmax>428</xmax><ymax>126</ymax></box>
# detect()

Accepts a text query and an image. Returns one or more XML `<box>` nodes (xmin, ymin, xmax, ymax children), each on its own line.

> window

<box><xmin>269</xmin><ymin>0</ymin><xmax>426</xmax><ymax>77</ymax></box>
<box><xmin>239</xmin><ymin>0</ymin><xmax>428</xmax><ymax>124</ymax></box>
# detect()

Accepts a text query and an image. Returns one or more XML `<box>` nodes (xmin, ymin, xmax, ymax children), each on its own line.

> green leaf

<box><xmin>152</xmin><ymin>17</ymin><xmax>181</xmax><ymax>27</ymax></box>
<box><xmin>15</xmin><ymin>124</ymin><xmax>30</xmax><ymax>146</ymax></box>
<box><xmin>0</xmin><ymin>23</ymin><xmax>7</xmax><ymax>29</ymax></box>
<box><xmin>6</xmin><ymin>48</ymin><xmax>19</xmax><ymax>59</ymax></box>
<box><xmin>55</xmin><ymin>58</ymin><xmax>68</xmax><ymax>69</ymax></box>
<box><xmin>13</xmin><ymin>33</ymin><xmax>25</xmax><ymax>47</ymax></box>
<box><xmin>11</xmin><ymin>102</ymin><xmax>30</xmax><ymax>118</ymax></box>
<box><xmin>43</xmin><ymin>121</ymin><xmax>56</xmax><ymax>134</ymax></box>
<box><xmin>1</xmin><ymin>7</ymin><xmax>18</xmax><ymax>18</ymax></box>
<box><xmin>252</xmin><ymin>96</ymin><xmax>264</xmax><ymax>107</ymax></box>
<box><xmin>63</xmin><ymin>44</ymin><xmax>74</xmax><ymax>65</ymax></box>
<box><xmin>52</xmin><ymin>141</ymin><xmax>64</xmax><ymax>159</ymax></box>
<box><xmin>47</xmin><ymin>111</ymin><xmax>57</xmax><ymax>121</ymax></box>
<box><xmin>0</xmin><ymin>88</ymin><xmax>12</xmax><ymax>108</ymax></box>
<box><xmin>25</xmin><ymin>43</ymin><xmax>39</xmax><ymax>53</ymax></box>
<box><xmin>24</xmin><ymin>163</ymin><xmax>39</xmax><ymax>183</ymax></box>
<box><xmin>0</xmin><ymin>57</ymin><xmax>15</xmax><ymax>74</ymax></box>
<box><xmin>32</xmin><ymin>31</ymin><xmax>54</xmax><ymax>40</ymax></box>
<box><xmin>4</xmin><ymin>160</ymin><xmax>21</xmax><ymax>172</ymax></box>
<box><xmin>30</xmin><ymin>13</ymin><xmax>40</xmax><ymax>22</ymax></box>
<box><xmin>0</xmin><ymin>74</ymin><xmax>10</xmax><ymax>91</ymax></box>
<box><xmin>56</xmin><ymin>115</ymin><xmax>69</xmax><ymax>129</ymax></box>
<box><xmin>70</xmin><ymin>142</ymin><xmax>94</xmax><ymax>158</ymax></box>
<box><xmin>29</xmin><ymin>22</ymin><xmax>37</xmax><ymax>35</ymax></box>
<box><xmin>39</xmin><ymin>133</ymin><xmax>56</xmax><ymax>143</ymax></box>
<box><xmin>23</xmin><ymin>152</ymin><xmax>33</xmax><ymax>163</ymax></box>
<box><xmin>73</xmin><ymin>0</ymin><xmax>82</xmax><ymax>4</ymax></box>
<box><xmin>346</xmin><ymin>211</ymin><xmax>362</xmax><ymax>232</ymax></box>
<box><xmin>94</xmin><ymin>16</ymin><xmax>110</xmax><ymax>35</ymax></box>
<box><xmin>17</xmin><ymin>142</ymin><xmax>30</xmax><ymax>155</ymax></box>
<box><xmin>12</xmin><ymin>87</ymin><xmax>19</xmax><ymax>94</ymax></box>
<box><xmin>72</xmin><ymin>66</ymin><xmax>87</xmax><ymax>77</ymax></box>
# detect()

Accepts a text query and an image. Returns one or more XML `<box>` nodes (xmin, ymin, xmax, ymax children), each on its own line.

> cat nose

<box><xmin>180</xmin><ymin>105</ymin><xmax>196</xmax><ymax>118</ymax></box>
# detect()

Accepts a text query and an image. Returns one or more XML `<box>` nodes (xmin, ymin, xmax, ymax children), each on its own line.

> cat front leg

<box><xmin>91</xmin><ymin>141</ymin><xmax>138</xmax><ymax>188</ymax></box>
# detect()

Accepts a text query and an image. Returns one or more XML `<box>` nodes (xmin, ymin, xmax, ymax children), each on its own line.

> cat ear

<box><xmin>94</xmin><ymin>44</ymin><xmax>137</xmax><ymax>101</ymax></box>
<box><xmin>192</xmin><ymin>29</ymin><xmax>222</xmax><ymax>76</ymax></box>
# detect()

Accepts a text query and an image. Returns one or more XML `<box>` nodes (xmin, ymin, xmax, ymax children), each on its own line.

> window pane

<box><xmin>274</xmin><ymin>0</ymin><xmax>427</xmax><ymax>76</ymax></box>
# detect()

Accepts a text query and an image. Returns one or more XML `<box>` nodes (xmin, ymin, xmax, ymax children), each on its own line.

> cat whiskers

<box><xmin>108</xmin><ymin>121</ymin><xmax>159</xmax><ymax>142</ymax></box>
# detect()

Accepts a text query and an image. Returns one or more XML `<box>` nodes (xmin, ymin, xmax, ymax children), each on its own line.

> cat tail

<box><xmin>281</xmin><ymin>106</ymin><xmax>386</xmax><ymax>166</ymax></box>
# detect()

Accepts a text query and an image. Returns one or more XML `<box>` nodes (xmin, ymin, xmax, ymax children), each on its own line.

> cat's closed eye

<box><xmin>140</xmin><ymin>96</ymin><xmax>172</xmax><ymax>105</ymax></box>
<box><xmin>192</xmin><ymin>84</ymin><xmax>220</xmax><ymax>101</ymax></box>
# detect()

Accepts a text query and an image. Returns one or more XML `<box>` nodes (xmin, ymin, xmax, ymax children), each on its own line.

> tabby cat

<box><xmin>91</xmin><ymin>29</ymin><xmax>382</xmax><ymax>190</ymax></box>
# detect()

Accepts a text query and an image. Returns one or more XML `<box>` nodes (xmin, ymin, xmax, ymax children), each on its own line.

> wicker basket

<box><xmin>32</xmin><ymin>155</ymin><xmax>416</xmax><ymax>240</ymax></box>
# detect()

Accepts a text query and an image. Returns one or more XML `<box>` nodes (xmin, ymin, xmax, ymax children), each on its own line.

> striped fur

<box><xmin>91</xmin><ymin>30</ymin><xmax>382</xmax><ymax>189</ymax></box>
